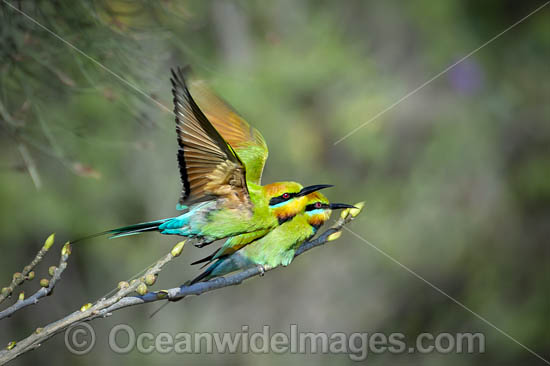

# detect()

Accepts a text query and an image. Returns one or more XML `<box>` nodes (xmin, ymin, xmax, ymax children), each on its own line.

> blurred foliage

<box><xmin>0</xmin><ymin>0</ymin><xmax>549</xmax><ymax>365</ymax></box>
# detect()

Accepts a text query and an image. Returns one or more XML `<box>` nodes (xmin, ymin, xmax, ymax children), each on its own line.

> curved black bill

<box><xmin>296</xmin><ymin>184</ymin><xmax>334</xmax><ymax>197</ymax></box>
<box><xmin>329</xmin><ymin>203</ymin><xmax>356</xmax><ymax>210</ymax></box>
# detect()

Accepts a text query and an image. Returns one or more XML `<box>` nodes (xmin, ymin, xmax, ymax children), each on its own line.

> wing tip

<box><xmin>170</xmin><ymin>65</ymin><xmax>192</xmax><ymax>88</ymax></box>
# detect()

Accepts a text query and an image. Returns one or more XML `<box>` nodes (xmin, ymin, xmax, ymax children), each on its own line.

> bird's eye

<box><xmin>282</xmin><ymin>193</ymin><xmax>290</xmax><ymax>199</ymax></box>
<box><xmin>315</xmin><ymin>202</ymin><xmax>322</xmax><ymax>209</ymax></box>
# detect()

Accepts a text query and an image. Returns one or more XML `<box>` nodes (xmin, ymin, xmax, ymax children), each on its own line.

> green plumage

<box><xmin>190</xmin><ymin>193</ymin><xmax>341</xmax><ymax>284</ymax></box>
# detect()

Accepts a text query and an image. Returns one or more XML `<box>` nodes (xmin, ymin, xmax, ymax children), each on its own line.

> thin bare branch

<box><xmin>0</xmin><ymin>234</ymin><xmax>56</xmax><ymax>305</ymax></box>
<box><xmin>16</xmin><ymin>143</ymin><xmax>42</xmax><ymax>190</ymax></box>
<box><xmin>0</xmin><ymin>241</ymin><xmax>71</xmax><ymax>320</ymax></box>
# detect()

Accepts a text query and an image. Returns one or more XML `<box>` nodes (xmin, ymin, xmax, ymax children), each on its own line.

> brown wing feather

<box><xmin>189</xmin><ymin>79</ymin><xmax>269</xmax><ymax>184</ymax></box>
<box><xmin>171</xmin><ymin>67</ymin><xmax>250</xmax><ymax>207</ymax></box>
<box><xmin>190</xmin><ymin>80</ymin><xmax>254</xmax><ymax>147</ymax></box>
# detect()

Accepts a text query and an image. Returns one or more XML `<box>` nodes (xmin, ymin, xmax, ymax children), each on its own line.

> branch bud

<box><xmin>171</xmin><ymin>240</ymin><xmax>186</xmax><ymax>257</ymax></box>
<box><xmin>80</xmin><ymin>303</ymin><xmax>92</xmax><ymax>312</ymax></box>
<box><xmin>6</xmin><ymin>341</ymin><xmax>16</xmax><ymax>350</ymax></box>
<box><xmin>35</xmin><ymin>328</ymin><xmax>44</xmax><ymax>334</ymax></box>
<box><xmin>48</xmin><ymin>266</ymin><xmax>57</xmax><ymax>277</ymax></box>
<box><xmin>144</xmin><ymin>273</ymin><xmax>157</xmax><ymax>286</ymax></box>
<box><xmin>39</xmin><ymin>278</ymin><xmax>50</xmax><ymax>288</ymax></box>
<box><xmin>44</xmin><ymin>233</ymin><xmax>55</xmax><ymax>250</ymax></box>
<box><xmin>1</xmin><ymin>287</ymin><xmax>10</xmax><ymax>297</ymax></box>
<box><xmin>117</xmin><ymin>281</ymin><xmax>130</xmax><ymax>290</ymax></box>
<box><xmin>156</xmin><ymin>290</ymin><xmax>168</xmax><ymax>300</ymax></box>
<box><xmin>26</xmin><ymin>271</ymin><xmax>35</xmax><ymax>280</ymax></box>
<box><xmin>12</xmin><ymin>272</ymin><xmax>23</xmax><ymax>282</ymax></box>
<box><xmin>61</xmin><ymin>242</ymin><xmax>72</xmax><ymax>256</ymax></box>
<box><xmin>136</xmin><ymin>283</ymin><xmax>148</xmax><ymax>295</ymax></box>
<box><xmin>340</xmin><ymin>208</ymin><xmax>351</xmax><ymax>219</ymax></box>
<box><xmin>327</xmin><ymin>231</ymin><xmax>342</xmax><ymax>242</ymax></box>
<box><xmin>350</xmin><ymin>201</ymin><xmax>365</xmax><ymax>217</ymax></box>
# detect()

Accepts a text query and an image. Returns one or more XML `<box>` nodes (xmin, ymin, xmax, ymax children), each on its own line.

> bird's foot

<box><xmin>194</xmin><ymin>237</ymin><xmax>216</xmax><ymax>248</ymax></box>
<box><xmin>257</xmin><ymin>265</ymin><xmax>266</xmax><ymax>277</ymax></box>
<box><xmin>194</xmin><ymin>240</ymin><xmax>209</xmax><ymax>248</ymax></box>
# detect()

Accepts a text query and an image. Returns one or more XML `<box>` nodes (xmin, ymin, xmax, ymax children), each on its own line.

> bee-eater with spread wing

<box><xmin>90</xmin><ymin>67</ymin><xmax>332</xmax><ymax>246</ymax></box>
<box><xmin>188</xmin><ymin>192</ymin><xmax>355</xmax><ymax>284</ymax></box>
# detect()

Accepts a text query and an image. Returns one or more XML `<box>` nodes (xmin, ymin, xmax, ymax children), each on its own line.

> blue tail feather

<box><xmin>108</xmin><ymin>219</ymin><xmax>169</xmax><ymax>239</ymax></box>
<box><xmin>158</xmin><ymin>212</ymin><xmax>197</xmax><ymax>235</ymax></box>
<box><xmin>189</xmin><ymin>260</ymin><xmax>223</xmax><ymax>284</ymax></box>
<box><xmin>71</xmin><ymin>218</ymin><xmax>170</xmax><ymax>244</ymax></box>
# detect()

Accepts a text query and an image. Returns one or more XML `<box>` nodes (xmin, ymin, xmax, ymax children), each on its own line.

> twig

<box><xmin>0</xmin><ymin>234</ymin><xmax>56</xmax><ymax>305</ymax></box>
<box><xmin>16</xmin><ymin>143</ymin><xmax>42</xmax><ymax>190</ymax></box>
<box><xmin>0</xmin><ymin>242</ymin><xmax>71</xmax><ymax>320</ymax></box>
<box><xmin>0</xmin><ymin>100</ymin><xmax>22</xmax><ymax>127</ymax></box>
<box><xmin>0</xmin><ymin>203</ymin><xmax>364</xmax><ymax>365</ymax></box>
<box><xmin>0</xmin><ymin>240</ymin><xmax>187</xmax><ymax>365</ymax></box>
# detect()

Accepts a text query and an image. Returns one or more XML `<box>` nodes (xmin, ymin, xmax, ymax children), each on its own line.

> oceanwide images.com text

<box><xmin>65</xmin><ymin>323</ymin><xmax>485</xmax><ymax>361</ymax></box>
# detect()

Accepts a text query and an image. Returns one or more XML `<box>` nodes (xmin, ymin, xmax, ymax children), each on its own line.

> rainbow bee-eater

<box><xmin>188</xmin><ymin>192</ymin><xmax>355</xmax><ymax>284</ymax></box>
<box><xmin>96</xmin><ymin>67</ymin><xmax>332</xmax><ymax>246</ymax></box>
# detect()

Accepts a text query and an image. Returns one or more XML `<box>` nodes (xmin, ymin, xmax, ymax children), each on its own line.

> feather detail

<box><xmin>189</xmin><ymin>78</ymin><xmax>269</xmax><ymax>184</ymax></box>
<box><xmin>170</xmin><ymin>67</ymin><xmax>251</xmax><ymax>209</ymax></box>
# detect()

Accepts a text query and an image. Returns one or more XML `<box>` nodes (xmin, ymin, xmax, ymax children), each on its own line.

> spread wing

<box><xmin>170</xmin><ymin>67</ymin><xmax>251</xmax><ymax>208</ymax></box>
<box><xmin>189</xmin><ymin>79</ymin><xmax>269</xmax><ymax>184</ymax></box>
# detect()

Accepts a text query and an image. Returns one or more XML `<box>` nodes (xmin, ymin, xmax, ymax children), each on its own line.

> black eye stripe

<box><xmin>305</xmin><ymin>202</ymin><xmax>329</xmax><ymax>211</ymax></box>
<box><xmin>269</xmin><ymin>192</ymin><xmax>297</xmax><ymax>206</ymax></box>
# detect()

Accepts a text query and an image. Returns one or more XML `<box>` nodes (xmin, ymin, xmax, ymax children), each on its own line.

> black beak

<box><xmin>296</xmin><ymin>184</ymin><xmax>333</xmax><ymax>197</ymax></box>
<box><xmin>329</xmin><ymin>203</ymin><xmax>356</xmax><ymax>210</ymax></box>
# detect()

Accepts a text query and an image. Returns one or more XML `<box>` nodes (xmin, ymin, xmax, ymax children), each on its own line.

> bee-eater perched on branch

<box><xmin>188</xmin><ymin>192</ymin><xmax>355</xmax><ymax>284</ymax></box>
<box><xmin>87</xmin><ymin>67</ymin><xmax>335</xmax><ymax>247</ymax></box>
